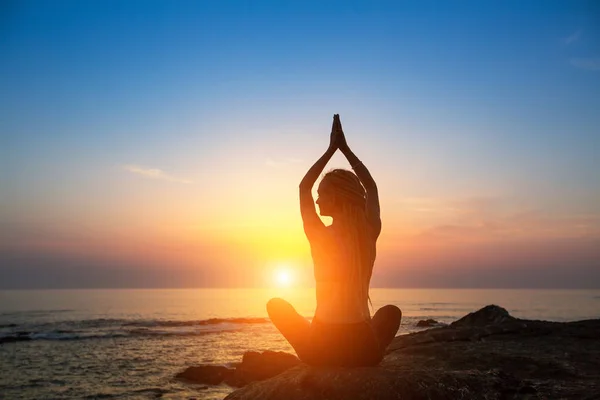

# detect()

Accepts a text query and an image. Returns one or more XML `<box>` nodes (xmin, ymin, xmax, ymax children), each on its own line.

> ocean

<box><xmin>1</xmin><ymin>288</ymin><xmax>599</xmax><ymax>400</ymax></box>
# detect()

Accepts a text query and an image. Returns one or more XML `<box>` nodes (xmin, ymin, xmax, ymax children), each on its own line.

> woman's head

<box><xmin>316</xmin><ymin>169</ymin><xmax>366</xmax><ymax>218</ymax></box>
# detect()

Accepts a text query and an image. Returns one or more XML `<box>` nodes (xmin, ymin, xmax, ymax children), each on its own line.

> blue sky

<box><xmin>1</xmin><ymin>1</ymin><xmax>599</xmax><ymax>288</ymax></box>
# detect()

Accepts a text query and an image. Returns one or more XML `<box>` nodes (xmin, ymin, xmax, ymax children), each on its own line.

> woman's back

<box><xmin>311</xmin><ymin>225</ymin><xmax>375</xmax><ymax>323</ymax></box>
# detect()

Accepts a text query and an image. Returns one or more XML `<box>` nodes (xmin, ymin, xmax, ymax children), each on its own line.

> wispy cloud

<box><xmin>562</xmin><ymin>29</ymin><xmax>581</xmax><ymax>45</ymax></box>
<box><xmin>397</xmin><ymin>196</ymin><xmax>600</xmax><ymax>243</ymax></box>
<box><xmin>265</xmin><ymin>157</ymin><xmax>303</xmax><ymax>168</ymax></box>
<box><xmin>122</xmin><ymin>164</ymin><xmax>192</xmax><ymax>184</ymax></box>
<box><xmin>400</xmin><ymin>196</ymin><xmax>505</xmax><ymax>216</ymax></box>
<box><xmin>414</xmin><ymin>210</ymin><xmax>600</xmax><ymax>243</ymax></box>
<box><xmin>570</xmin><ymin>58</ymin><xmax>600</xmax><ymax>71</ymax></box>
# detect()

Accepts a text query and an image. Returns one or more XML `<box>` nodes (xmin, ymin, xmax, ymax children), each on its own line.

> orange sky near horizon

<box><xmin>4</xmin><ymin>143</ymin><xmax>599</xmax><ymax>289</ymax></box>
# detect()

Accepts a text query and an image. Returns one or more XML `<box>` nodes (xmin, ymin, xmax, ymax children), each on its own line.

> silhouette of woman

<box><xmin>267</xmin><ymin>114</ymin><xmax>402</xmax><ymax>366</ymax></box>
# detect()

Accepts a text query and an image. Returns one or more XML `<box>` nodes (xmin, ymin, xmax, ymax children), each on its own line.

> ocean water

<box><xmin>1</xmin><ymin>288</ymin><xmax>599</xmax><ymax>400</ymax></box>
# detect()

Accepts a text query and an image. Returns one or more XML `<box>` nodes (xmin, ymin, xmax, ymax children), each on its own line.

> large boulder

<box><xmin>229</xmin><ymin>350</ymin><xmax>301</xmax><ymax>386</ymax></box>
<box><xmin>450</xmin><ymin>304</ymin><xmax>515</xmax><ymax>327</ymax></box>
<box><xmin>224</xmin><ymin>364</ymin><xmax>535</xmax><ymax>400</ymax></box>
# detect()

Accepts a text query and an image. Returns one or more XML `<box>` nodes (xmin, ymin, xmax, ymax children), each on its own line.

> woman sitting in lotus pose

<box><xmin>267</xmin><ymin>114</ymin><xmax>402</xmax><ymax>366</ymax></box>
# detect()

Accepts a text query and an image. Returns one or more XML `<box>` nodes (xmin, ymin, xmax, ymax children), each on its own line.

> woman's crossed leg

<box><xmin>268</xmin><ymin>299</ymin><xmax>402</xmax><ymax>362</ymax></box>
<box><xmin>266</xmin><ymin>298</ymin><xmax>311</xmax><ymax>361</ymax></box>
<box><xmin>371</xmin><ymin>304</ymin><xmax>402</xmax><ymax>352</ymax></box>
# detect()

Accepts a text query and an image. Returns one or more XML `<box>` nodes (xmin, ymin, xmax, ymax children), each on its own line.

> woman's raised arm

<box><xmin>335</xmin><ymin>115</ymin><xmax>382</xmax><ymax>237</ymax></box>
<box><xmin>299</xmin><ymin>117</ymin><xmax>338</xmax><ymax>242</ymax></box>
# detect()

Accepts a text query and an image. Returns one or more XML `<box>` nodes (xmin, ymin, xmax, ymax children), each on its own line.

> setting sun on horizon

<box><xmin>274</xmin><ymin>267</ymin><xmax>295</xmax><ymax>287</ymax></box>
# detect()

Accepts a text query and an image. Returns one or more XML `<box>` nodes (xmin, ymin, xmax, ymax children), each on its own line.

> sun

<box><xmin>274</xmin><ymin>267</ymin><xmax>294</xmax><ymax>287</ymax></box>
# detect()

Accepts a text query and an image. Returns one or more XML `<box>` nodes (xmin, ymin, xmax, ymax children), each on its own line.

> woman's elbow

<box><xmin>299</xmin><ymin>182</ymin><xmax>312</xmax><ymax>191</ymax></box>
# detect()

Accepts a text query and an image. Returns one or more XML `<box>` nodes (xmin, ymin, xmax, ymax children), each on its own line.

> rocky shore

<box><xmin>176</xmin><ymin>305</ymin><xmax>600</xmax><ymax>399</ymax></box>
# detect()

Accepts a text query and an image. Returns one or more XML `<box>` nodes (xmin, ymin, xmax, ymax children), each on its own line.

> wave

<box><xmin>2</xmin><ymin>316</ymin><xmax>269</xmax><ymax>331</ymax></box>
<box><xmin>0</xmin><ymin>316</ymin><xmax>269</xmax><ymax>344</ymax></box>
<box><xmin>0</xmin><ymin>329</ymin><xmax>237</xmax><ymax>343</ymax></box>
<box><xmin>30</xmin><ymin>317</ymin><xmax>269</xmax><ymax>330</ymax></box>
<box><xmin>0</xmin><ymin>325</ymin><xmax>244</xmax><ymax>343</ymax></box>
<box><xmin>126</xmin><ymin>327</ymin><xmax>241</xmax><ymax>336</ymax></box>
<box><xmin>122</xmin><ymin>317</ymin><xmax>269</xmax><ymax>328</ymax></box>
<box><xmin>419</xmin><ymin>307</ymin><xmax>473</xmax><ymax>312</ymax></box>
<box><xmin>84</xmin><ymin>388</ymin><xmax>169</xmax><ymax>399</ymax></box>
<box><xmin>0</xmin><ymin>331</ymin><xmax>127</xmax><ymax>342</ymax></box>
<box><xmin>0</xmin><ymin>309</ymin><xmax>74</xmax><ymax>317</ymax></box>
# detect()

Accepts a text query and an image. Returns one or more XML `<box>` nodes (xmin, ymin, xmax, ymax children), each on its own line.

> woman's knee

<box><xmin>373</xmin><ymin>305</ymin><xmax>402</xmax><ymax>329</ymax></box>
<box><xmin>378</xmin><ymin>304</ymin><xmax>402</xmax><ymax>320</ymax></box>
<box><xmin>266</xmin><ymin>297</ymin><xmax>290</xmax><ymax>317</ymax></box>
<box><xmin>387</xmin><ymin>305</ymin><xmax>402</xmax><ymax>321</ymax></box>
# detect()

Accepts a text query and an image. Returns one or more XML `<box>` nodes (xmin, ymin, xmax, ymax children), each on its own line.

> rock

<box><xmin>416</xmin><ymin>318</ymin><xmax>441</xmax><ymax>327</ymax></box>
<box><xmin>175</xmin><ymin>365</ymin><xmax>234</xmax><ymax>385</ymax></box>
<box><xmin>224</xmin><ymin>305</ymin><xmax>600</xmax><ymax>400</ymax></box>
<box><xmin>226</xmin><ymin>351</ymin><xmax>301</xmax><ymax>387</ymax></box>
<box><xmin>451</xmin><ymin>304</ymin><xmax>515</xmax><ymax>327</ymax></box>
<box><xmin>176</xmin><ymin>351</ymin><xmax>300</xmax><ymax>388</ymax></box>
<box><xmin>225</xmin><ymin>365</ymin><xmax>535</xmax><ymax>400</ymax></box>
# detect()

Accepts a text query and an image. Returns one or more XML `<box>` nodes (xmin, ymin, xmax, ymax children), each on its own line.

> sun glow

<box><xmin>274</xmin><ymin>267</ymin><xmax>295</xmax><ymax>287</ymax></box>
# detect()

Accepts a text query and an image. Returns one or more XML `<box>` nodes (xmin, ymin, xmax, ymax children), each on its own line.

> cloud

<box><xmin>396</xmin><ymin>196</ymin><xmax>600</xmax><ymax>243</ymax></box>
<box><xmin>562</xmin><ymin>29</ymin><xmax>581</xmax><ymax>45</ymax></box>
<box><xmin>123</xmin><ymin>164</ymin><xmax>192</xmax><ymax>184</ymax></box>
<box><xmin>265</xmin><ymin>157</ymin><xmax>303</xmax><ymax>168</ymax></box>
<box><xmin>399</xmin><ymin>196</ymin><xmax>506</xmax><ymax>217</ymax></box>
<box><xmin>570</xmin><ymin>58</ymin><xmax>600</xmax><ymax>71</ymax></box>
<box><xmin>414</xmin><ymin>211</ymin><xmax>600</xmax><ymax>243</ymax></box>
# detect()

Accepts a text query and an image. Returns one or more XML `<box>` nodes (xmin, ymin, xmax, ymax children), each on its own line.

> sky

<box><xmin>1</xmin><ymin>0</ymin><xmax>599</xmax><ymax>289</ymax></box>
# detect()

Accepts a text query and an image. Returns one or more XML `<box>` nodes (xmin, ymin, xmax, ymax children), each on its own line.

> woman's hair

<box><xmin>321</xmin><ymin>169</ymin><xmax>375</xmax><ymax>307</ymax></box>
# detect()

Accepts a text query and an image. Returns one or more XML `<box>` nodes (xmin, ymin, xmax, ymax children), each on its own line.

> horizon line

<box><xmin>1</xmin><ymin>286</ymin><xmax>599</xmax><ymax>291</ymax></box>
